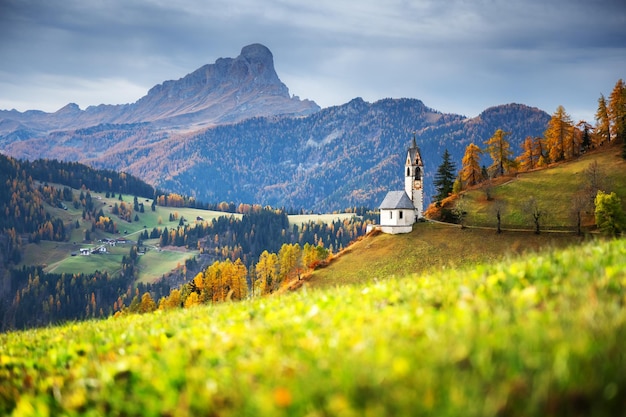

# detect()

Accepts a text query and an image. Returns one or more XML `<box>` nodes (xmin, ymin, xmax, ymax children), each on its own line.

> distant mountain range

<box><xmin>0</xmin><ymin>44</ymin><xmax>550</xmax><ymax>211</ymax></box>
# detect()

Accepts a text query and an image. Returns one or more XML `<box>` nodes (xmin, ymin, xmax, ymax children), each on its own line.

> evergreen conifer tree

<box><xmin>433</xmin><ymin>149</ymin><xmax>457</xmax><ymax>202</ymax></box>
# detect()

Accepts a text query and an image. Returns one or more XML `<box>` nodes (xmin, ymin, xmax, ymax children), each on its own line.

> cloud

<box><xmin>0</xmin><ymin>0</ymin><xmax>624</xmax><ymax>121</ymax></box>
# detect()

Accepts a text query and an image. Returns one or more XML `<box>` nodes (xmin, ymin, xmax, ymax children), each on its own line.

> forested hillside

<box><xmin>0</xmin><ymin>154</ymin><xmax>373</xmax><ymax>330</ymax></box>
<box><xmin>1</xmin><ymin>99</ymin><xmax>550</xmax><ymax>212</ymax></box>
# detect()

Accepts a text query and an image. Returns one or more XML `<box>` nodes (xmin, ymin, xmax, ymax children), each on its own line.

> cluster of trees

<box><xmin>433</xmin><ymin>79</ymin><xmax>626</xmax><ymax>202</ymax></box>
<box><xmin>122</xmin><ymin>241</ymin><xmax>331</xmax><ymax>316</ymax></box>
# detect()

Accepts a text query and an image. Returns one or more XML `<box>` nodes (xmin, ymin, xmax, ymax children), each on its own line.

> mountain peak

<box><xmin>124</xmin><ymin>44</ymin><xmax>319</xmax><ymax>125</ymax></box>
<box><xmin>240</xmin><ymin>43</ymin><xmax>273</xmax><ymax>62</ymax></box>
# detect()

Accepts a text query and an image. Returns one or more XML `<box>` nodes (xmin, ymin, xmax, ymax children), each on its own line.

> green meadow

<box><xmin>2</xmin><ymin>237</ymin><xmax>624</xmax><ymax>416</ymax></box>
<box><xmin>462</xmin><ymin>144</ymin><xmax>626</xmax><ymax>229</ymax></box>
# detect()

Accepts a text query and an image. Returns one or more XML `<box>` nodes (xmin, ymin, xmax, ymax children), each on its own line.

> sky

<box><xmin>1</xmin><ymin>0</ymin><xmax>625</xmax><ymax>122</ymax></box>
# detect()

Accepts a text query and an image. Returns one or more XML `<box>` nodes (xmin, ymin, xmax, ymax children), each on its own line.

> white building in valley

<box><xmin>378</xmin><ymin>137</ymin><xmax>424</xmax><ymax>234</ymax></box>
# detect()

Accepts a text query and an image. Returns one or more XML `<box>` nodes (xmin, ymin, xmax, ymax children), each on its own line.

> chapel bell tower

<box><xmin>404</xmin><ymin>134</ymin><xmax>424</xmax><ymax>219</ymax></box>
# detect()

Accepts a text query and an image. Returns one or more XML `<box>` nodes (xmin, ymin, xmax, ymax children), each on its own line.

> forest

<box><xmin>0</xmin><ymin>154</ymin><xmax>373</xmax><ymax>330</ymax></box>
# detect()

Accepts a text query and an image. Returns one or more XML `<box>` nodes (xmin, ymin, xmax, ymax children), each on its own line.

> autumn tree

<box><xmin>570</xmin><ymin>191</ymin><xmax>588</xmax><ymax>236</ymax></box>
<box><xmin>255</xmin><ymin>250</ymin><xmax>279</xmax><ymax>295</ymax></box>
<box><xmin>514</xmin><ymin>137</ymin><xmax>548</xmax><ymax>172</ymax></box>
<box><xmin>278</xmin><ymin>243</ymin><xmax>303</xmax><ymax>283</ymax></box>
<box><xmin>228</xmin><ymin>259</ymin><xmax>248</xmax><ymax>301</ymax></box>
<box><xmin>159</xmin><ymin>289</ymin><xmax>182</xmax><ymax>310</ymax></box>
<box><xmin>433</xmin><ymin>149</ymin><xmax>457</xmax><ymax>203</ymax></box>
<box><xmin>608</xmin><ymin>79</ymin><xmax>626</xmax><ymax>146</ymax></box>
<box><xmin>459</xmin><ymin>143</ymin><xmax>482</xmax><ymax>188</ymax></box>
<box><xmin>302</xmin><ymin>243</ymin><xmax>330</xmax><ymax>269</ymax></box>
<box><xmin>184</xmin><ymin>292</ymin><xmax>200</xmax><ymax>308</ymax></box>
<box><xmin>594</xmin><ymin>191</ymin><xmax>626</xmax><ymax>236</ymax></box>
<box><xmin>581</xmin><ymin>161</ymin><xmax>611</xmax><ymax>208</ymax></box>
<box><xmin>594</xmin><ymin>94</ymin><xmax>610</xmax><ymax>147</ymax></box>
<box><xmin>545</xmin><ymin>105</ymin><xmax>575</xmax><ymax>162</ymax></box>
<box><xmin>139</xmin><ymin>292</ymin><xmax>156</xmax><ymax>313</ymax></box>
<box><xmin>485</xmin><ymin>129</ymin><xmax>514</xmax><ymax>177</ymax></box>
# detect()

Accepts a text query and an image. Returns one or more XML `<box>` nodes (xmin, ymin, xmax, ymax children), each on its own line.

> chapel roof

<box><xmin>379</xmin><ymin>191</ymin><xmax>415</xmax><ymax>210</ymax></box>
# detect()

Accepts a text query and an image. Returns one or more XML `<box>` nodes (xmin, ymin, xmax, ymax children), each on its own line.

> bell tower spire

<box><xmin>404</xmin><ymin>133</ymin><xmax>424</xmax><ymax>219</ymax></box>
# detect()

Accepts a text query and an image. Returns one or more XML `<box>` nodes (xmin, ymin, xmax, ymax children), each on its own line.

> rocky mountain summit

<box><xmin>0</xmin><ymin>44</ymin><xmax>319</xmax><ymax>136</ymax></box>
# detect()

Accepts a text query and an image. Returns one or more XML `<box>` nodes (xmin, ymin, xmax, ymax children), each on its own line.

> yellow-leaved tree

<box><xmin>485</xmin><ymin>129</ymin><xmax>515</xmax><ymax>177</ymax></box>
<box><xmin>255</xmin><ymin>250</ymin><xmax>279</xmax><ymax>295</ymax></box>
<box><xmin>594</xmin><ymin>94</ymin><xmax>610</xmax><ymax>146</ymax></box>
<box><xmin>517</xmin><ymin>136</ymin><xmax>547</xmax><ymax>171</ymax></box>
<box><xmin>608</xmin><ymin>79</ymin><xmax>626</xmax><ymax>144</ymax></box>
<box><xmin>459</xmin><ymin>143</ymin><xmax>482</xmax><ymax>188</ymax></box>
<box><xmin>278</xmin><ymin>243</ymin><xmax>303</xmax><ymax>284</ymax></box>
<box><xmin>545</xmin><ymin>105</ymin><xmax>574</xmax><ymax>162</ymax></box>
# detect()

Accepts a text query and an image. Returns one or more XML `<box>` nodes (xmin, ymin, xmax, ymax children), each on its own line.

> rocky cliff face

<box><xmin>0</xmin><ymin>44</ymin><xmax>320</xmax><ymax>135</ymax></box>
<box><xmin>120</xmin><ymin>43</ymin><xmax>318</xmax><ymax>126</ymax></box>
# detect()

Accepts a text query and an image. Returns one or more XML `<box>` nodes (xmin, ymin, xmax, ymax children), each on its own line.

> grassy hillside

<box><xmin>303</xmin><ymin>221</ymin><xmax>582</xmax><ymax>290</ymax></box>
<box><xmin>462</xmin><ymin>144</ymin><xmax>626</xmax><ymax>229</ymax></box>
<box><xmin>2</xmin><ymin>237</ymin><xmax>624</xmax><ymax>416</ymax></box>
<box><xmin>18</xmin><ymin>187</ymin><xmax>236</xmax><ymax>283</ymax></box>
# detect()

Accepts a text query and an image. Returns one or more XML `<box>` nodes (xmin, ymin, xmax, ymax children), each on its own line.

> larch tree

<box><xmin>255</xmin><ymin>250</ymin><xmax>278</xmax><ymax>295</ymax></box>
<box><xmin>433</xmin><ymin>149</ymin><xmax>457</xmax><ymax>203</ymax></box>
<box><xmin>139</xmin><ymin>292</ymin><xmax>156</xmax><ymax>313</ymax></box>
<box><xmin>230</xmin><ymin>258</ymin><xmax>248</xmax><ymax>300</ymax></box>
<box><xmin>595</xmin><ymin>94</ymin><xmax>611</xmax><ymax>146</ymax></box>
<box><xmin>607</xmin><ymin>79</ymin><xmax>626</xmax><ymax>158</ymax></box>
<box><xmin>545</xmin><ymin>105</ymin><xmax>575</xmax><ymax>162</ymax></box>
<box><xmin>459</xmin><ymin>143</ymin><xmax>483</xmax><ymax>187</ymax></box>
<box><xmin>485</xmin><ymin>129</ymin><xmax>514</xmax><ymax>177</ymax></box>
<box><xmin>278</xmin><ymin>243</ymin><xmax>302</xmax><ymax>283</ymax></box>
<box><xmin>517</xmin><ymin>137</ymin><xmax>542</xmax><ymax>172</ymax></box>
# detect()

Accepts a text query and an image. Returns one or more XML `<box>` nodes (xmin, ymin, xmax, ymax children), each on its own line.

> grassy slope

<box><xmin>19</xmin><ymin>189</ymin><xmax>234</xmax><ymax>281</ymax></box>
<box><xmin>1</xmin><ymin>237</ymin><xmax>625</xmax><ymax>416</ymax></box>
<box><xmin>463</xmin><ymin>143</ymin><xmax>626</xmax><ymax>228</ymax></box>
<box><xmin>303</xmin><ymin>221</ymin><xmax>582</xmax><ymax>290</ymax></box>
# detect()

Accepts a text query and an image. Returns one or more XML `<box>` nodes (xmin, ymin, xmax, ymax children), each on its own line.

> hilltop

<box><xmin>432</xmin><ymin>141</ymin><xmax>626</xmax><ymax>230</ymax></box>
<box><xmin>293</xmin><ymin>143</ymin><xmax>626</xmax><ymax>290</ymax></box>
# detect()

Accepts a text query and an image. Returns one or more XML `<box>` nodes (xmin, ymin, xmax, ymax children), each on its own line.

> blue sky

<box><xmin>1</xmin><ymin>0</ymin><xmax>624</xmax><ymax>121</ymax></box>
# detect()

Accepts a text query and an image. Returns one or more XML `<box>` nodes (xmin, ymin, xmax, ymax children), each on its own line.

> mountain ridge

<box><xmin>0</xmin><ymin>43</ymin><xmax>319</xmax><ymax>133</ymax></box>
<box><xmin>0</xmin><ymin>45</ymin><xmax>551</xmax><ymax>211</ymax></box>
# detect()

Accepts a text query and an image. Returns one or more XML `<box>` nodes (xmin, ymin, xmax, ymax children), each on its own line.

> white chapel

<box><xmin>378</xmin><ymin>136</ymin><xmax>424</xmax><ymax>234</ymax></box>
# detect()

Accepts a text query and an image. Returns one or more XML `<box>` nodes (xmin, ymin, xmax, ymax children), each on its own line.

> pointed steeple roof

<box><xmin>407</xmin><ymin>133</ymin><xmax>422</xmax><ymax>166</ymax></box>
